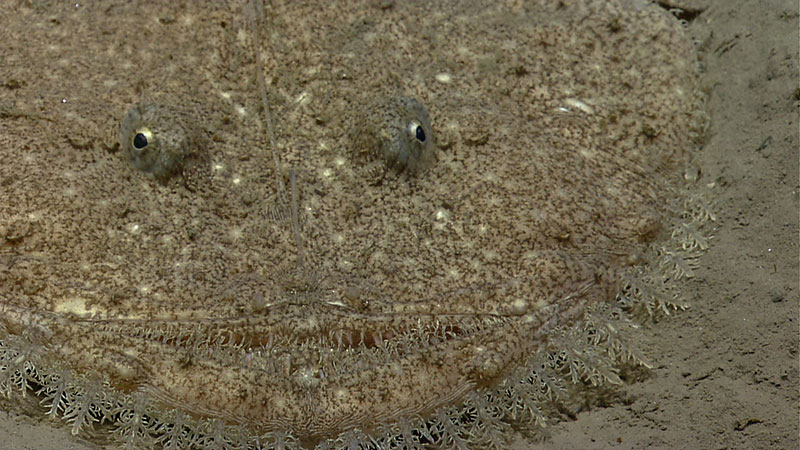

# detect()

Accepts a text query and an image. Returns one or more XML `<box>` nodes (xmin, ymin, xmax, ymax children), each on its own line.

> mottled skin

<box><xmin>0</xmin><ymin>0</ymin><xmax>705</xmax><ymax>448</ymax></box>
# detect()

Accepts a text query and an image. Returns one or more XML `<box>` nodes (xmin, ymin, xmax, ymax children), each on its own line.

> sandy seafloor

<box><xmin>0</xmin><ymin>0</ymin><xmax>797</xmax><ymax>449</ymax></box>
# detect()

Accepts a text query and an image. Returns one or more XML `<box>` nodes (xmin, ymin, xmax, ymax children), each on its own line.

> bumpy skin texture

<box><xmin>119</xmin><ymin>103</ymin><xmax>205</xmax><ymax>182</ymax></box>
<box><xmin>0</xmin><ymin>1</ymin><xmax>707</xmax><ymax>448</ymax></box>
<box><xmin>351</xmin><ymin>96</ymin><xmax>437</xmax><ymax>177</ymax></box>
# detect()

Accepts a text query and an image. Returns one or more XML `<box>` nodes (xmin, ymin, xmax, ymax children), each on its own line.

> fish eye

<box><xmin>351</xmin><ymin>96</ymin><xmax>436</xmax><ymax>177</ymax></box>
<box><xmin>132</xmin><ymin>129</ymin><xmax>151</xmax><ymax>150</ymax></box>
<box><xmin>409</xmin><ymin>121</ymin><xmax>425</xmax><ymax>143</ymax></box>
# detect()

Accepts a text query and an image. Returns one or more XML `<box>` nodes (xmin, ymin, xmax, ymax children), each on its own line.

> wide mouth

<box><xmin>78</xmin><ymin>311</ymin><xmax>477</xmax><ymax>351</ymax></box>
<box><xmin>68</xmin><ymin>297</ymin><xmax>519</xmax><ymax>371</ymax></box>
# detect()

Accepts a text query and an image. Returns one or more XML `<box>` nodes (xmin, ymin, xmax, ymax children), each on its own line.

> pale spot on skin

<box><xmin>564</xmin><ymin>97</ymin><xmax>594</xmax><ymax>114</ymax></box>
<box><xmin>509</xmin><ymin>298</ymin><xmax>528</xmax><ymax>316</ymax></box>
<box><xmin>295</xmin><ymin>91</ymin><xmax>311</xmax><ymax>105</ymax></box>
<box><xmin>53</xmin><ymin>298</ymin><xmax>100</xmax><ymax>317</ymax></box>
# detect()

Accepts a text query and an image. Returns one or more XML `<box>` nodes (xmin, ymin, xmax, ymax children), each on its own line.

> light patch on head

<box><xmin>294</xmin><ymin>367</ymin><xmax>320</xmax><ymax>387</ymax></box>
<box><xmin>228</xmin><ymin>227</ymin><xmax>243</xmax><ymax>241</ymax></box>
<box><xmin>334</xmin><ymin>387</ymin><xmax>348</xmax><ymax>400</ymax></box>
<box><xmin>336</xmin><ymin>259</ymin><xmax>354</xmax><ymax>272</ymax></box>
<box><xmin>564</xmin><ymin>98</ymin><xmax>594</xmax><ymax>114</ymax></box>
<box><xmin>301</xmin><ymin>317</ymin><xmax>318</xmax><ymax>330</ymax></box>
<box><xmin>432</xmin><ymin>209</ymin><xmax>449</xmax><ymax>231</ymax></box>
<box><xmin>508</xmin><ymin>298</ymin><xmax>528</xmax><ymax>316</ymax></box>
<box><xmin>295</xmin><ymin>91</ymin><xmax>311</xmax><ymax>105</ymax></box>
<box><xmin>532</xmin><ymin>297</ymin><xmax>550</xmax><ymax>310</ymax></box>
<box><xmin>236</xmin><ymin>27</ymin><xmax>248</xmax><ymax>45</ymax></box>
<box><xmin>435</xmin><ymin>73</ymin><xmax>452</xmax><ymax>83</ymax></box>
<box><xmin>53</xmin><ymin>297</ymin><xmax>101</xmax><ymax>318</ymax></box>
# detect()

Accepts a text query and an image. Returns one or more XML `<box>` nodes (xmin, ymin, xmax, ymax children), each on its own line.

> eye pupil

<box><xmin>415</xmin><ymin>125</ymin><xmax>426</xmax><ymax>143</ymax></box>
<box><xmin>133</xmin><ymin>133</ymin><xmax>148</xmax><ymax>150</ymax></box>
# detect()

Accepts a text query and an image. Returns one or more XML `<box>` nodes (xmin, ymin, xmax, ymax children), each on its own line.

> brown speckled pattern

<box><xmin>0</xmin><ymin>0</ymin><xmax>713</xmax><ymax>448</ymax></box>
